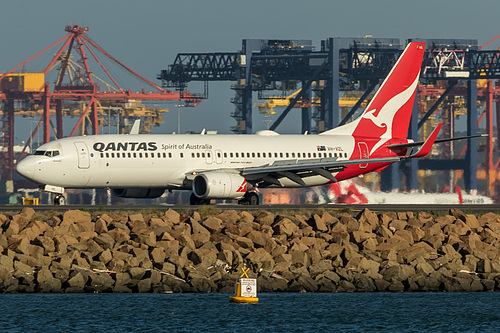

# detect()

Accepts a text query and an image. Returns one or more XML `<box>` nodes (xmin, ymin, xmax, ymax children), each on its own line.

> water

<box><xmin>0</xmin><ymin>293</ymin><xmax>498</xmax><ymax>332</ymax></box>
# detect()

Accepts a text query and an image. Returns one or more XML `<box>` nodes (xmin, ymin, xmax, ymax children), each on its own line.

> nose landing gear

<box><xmin>54</xmin><ymin>194</ymin><xmax>67</xmax><ymax>205</ymax></box>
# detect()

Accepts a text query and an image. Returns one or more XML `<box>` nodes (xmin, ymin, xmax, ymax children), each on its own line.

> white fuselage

<box><xmin>17</xmin><ymin>130</ymin><xmax>358</xmax><ymax>190</ymax></box>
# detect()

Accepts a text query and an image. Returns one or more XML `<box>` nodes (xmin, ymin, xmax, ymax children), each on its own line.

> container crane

<box><xmin>0</xmin><ymin>24</ymin><xmax>201</xmax><ymax>184</ymax></box>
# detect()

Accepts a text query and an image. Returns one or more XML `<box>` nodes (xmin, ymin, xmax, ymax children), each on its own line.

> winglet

<box><xmin>410</xmin><ymin>123</ymin><xmax>443</xmax><ymax>158</ymax></box>
<box><xmin>130</xmin><ymin>119</ymin><xmax>141</xmax><ymax>135</ymax></box>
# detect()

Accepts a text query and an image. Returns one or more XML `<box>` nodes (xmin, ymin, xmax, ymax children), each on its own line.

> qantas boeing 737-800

<box><xmin>15</xmin><ymin>42</ymin><xmax>478</xmax><ymax>205</ymax></box>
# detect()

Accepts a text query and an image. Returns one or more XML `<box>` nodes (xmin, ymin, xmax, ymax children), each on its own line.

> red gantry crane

<box><xmin>0</xmin><ymin>24</ymin><xmax>200</xmax><ymax>183</ymax></box>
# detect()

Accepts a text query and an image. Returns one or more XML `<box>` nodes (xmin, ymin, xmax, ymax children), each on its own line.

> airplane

<box><xmin>15</xmin><ymin>42</ymin><xmax>481</xmax><ymax>205</ymax></box>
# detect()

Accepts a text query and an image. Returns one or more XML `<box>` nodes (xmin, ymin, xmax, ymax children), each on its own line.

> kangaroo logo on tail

<box><xmin>320</xmin><ymin>42</ymin><xmax>425</xmax><ymax>157</ymax></box>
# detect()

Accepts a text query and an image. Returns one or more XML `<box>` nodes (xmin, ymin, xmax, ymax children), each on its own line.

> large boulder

<box><xmin>163</xmin><ymin>209</ymin><xmax>180</xmax><ymax>225</ymax></box>
<box><xmin>63</xmin><ymin>210</ymin><xmax>92</xmax><ymax>224</ymax></box>
<box><xmin>255</xmin><ymin>211</ymin><xmax>275</xmax><ymax>226</ymax></box>
<box><xmin>273</xmin><ymin>218</ymin><xmax>299</xmax><ymax>238</ymax></box>
<box><xmin>36</xmin><ymin>268</ymin><xmax>62</xmax><ymax>292</ymax></box>
<box><xmin>356</xmin><ymin>208</ymin><xmax>379</xmax><ymax>231</ymax></box>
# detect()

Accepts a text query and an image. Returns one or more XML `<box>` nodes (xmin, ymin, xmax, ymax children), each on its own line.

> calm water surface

<box><xmin>0</xmin><ymin>293</ymin><xmax>498</xmax><ymax>332</ymax></box>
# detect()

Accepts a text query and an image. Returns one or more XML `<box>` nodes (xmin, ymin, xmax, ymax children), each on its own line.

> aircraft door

<box><xmin>74</xmin><ymin>142</ymin><xmax>90</xmax><ymax>169</ymax></box>
<box><xmin>358</xmin><ymin>142</ymin><xmax>368</xmax><ymax>168</ymax></box>
<box><xmin>205</xmin><ymin>150</ymin><xmax>213</xmax><ymax>164</ymax></box>
<box><xmin>215</xmin><ymin>149</ymin><xmax>223</xmax><ymax>164</ymax></box>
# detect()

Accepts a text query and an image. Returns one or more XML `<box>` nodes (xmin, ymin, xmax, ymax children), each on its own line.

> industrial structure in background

<box><xmin>2</xmin><ymin>27</ymin><xmax>500</xmax><ymax>204</ymax></box>
<box><xmin>0</xmin><ymin>24</ymin><xmax>200</xmax><ymax>201</ymax></box>
<box><xmin>159</xmin><ymin>37</ymin><xmax>500</xmax><ymax>201</ymax></box>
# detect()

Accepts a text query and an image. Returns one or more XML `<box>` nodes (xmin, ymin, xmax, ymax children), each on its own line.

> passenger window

<box><xmin>128</xmin><ymin>153</ymin><xmax>131</xmax><ymax>158</ymax></box>
<box><xmin>180</xmin><ymin>153</ymin><xmax>184</xmax><ymax>158</ymax></box>
<box><xmin>218</xmin><ymin>152</ymin><xmax>221</xmax><ymax>158</ymax></box>
<box><xmin>252</xmin><ymin>152</ymin><xmax>255</xmax><ymax>158</ymax></box>
<box><xmin>202</xmin><ymin>153</ymin><xmax>205</xmax><ymax>158</ymax></box>
<box><xmin>139</xmin><ymin>153</ymin><xmax>143</xmax><ymax>158</ymax></box>
<box><xmin>280</xmin><ymin>152</ymin><xmax>283</xmax><ymax>158</ymax></box>
<box><xmin>133</xmin><ymin>153</ymin><xmax>137</xmax><ymax>158</ymax></box>
<box><xmin>100</xmin><ymin>153</ymin><xmax>104</xmax><ymax>158</ymax></box>
<box><xmin>123</xmin><ymin>153</ymin><xmax>126</xmax><ymax>158</ymax></box>
<box><xmin>168</xmin><ymin>153</ymin><xmax>171</xmax><ymax>158</ymax></box>
<box><xmin>329</xmin><ymin>153</ymin><xmax>332</xmax><ymax>158</ymax></box>
<box><xmin>192</xmin><ymin>153</ymin><xmax>195</xmax><ymax>158</ymax></box>
<box><xmin>197</xmin><ymin>152</ymin><xmax>200</xmax><ymax>158</ymax></box>
<box><xmin>308</xmin><ymin>153</ymin><xmax>311</xmax><ymax>158</ymax></box>
<box><xmin>106</xmin><ymin>153</ymin><xmax>109</xmax><ymax>158</ymax></box>
<box><xmin>208</xmin><ymin>153</ymin><xmax>211</xmax><ymax>158</ymax></box>
<box><xmin>291</xmin><ymin>153</ymin><xmax>295</xmax><ymax>158</ymax></box>
<box><xmin>145</xmin><ymin>153</ymin><xmax>148</xmax><ymax>158</ymax></box>
<box><xmin>274</xmin><ymin>153</ymin><xmax>278</xmax><ymax>158</ymax></box>
<box><xmin>263</xmin><ymin>153</ymin><xmax>266</xmax><ymax>158</ymax></box>
<box><xmin>247</xmin><ymin>153</ymin><xmax>250</xmax><ymax>158</ymax></box>
<box><xmin>224</xmin><ymin>152</ymin><xmax>227</xmax><ymax>158</ymax></box>
<box><xmin>285</xmin><ymin>153</ymin><xmax>289</xmax><ymax>158</ymax></box>
<box><xmin>230</xmin><ymin>152</ymin><xmax>233</xmax><ymax>158</ymax></box>
<box><xmin>344</xmin><ymin>153</ymin><xmax>347</xmax><ymax>158</ymax></box>
<box><xmin>235</xmin><ymin>153</ymin><xmax>239</xmax><ymax>157</ymax></box>
<box><xmin>257</xmin><ymin>153</ymin><xmax>260</xmax><ymax>158</ymax></box>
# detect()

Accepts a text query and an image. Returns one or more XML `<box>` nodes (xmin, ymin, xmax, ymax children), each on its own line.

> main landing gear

<box><xmin>238</xmin><ymin>192</ymin><xmax>259</xmax><ymax>205</ymax></box>
<box><xmin>189</xmin><ymin>192</ymin><xmax>260</xmax><ymax>205</ymax></box>
<box><xmin>189</xmin><ymin>193</ymin><xmax>210</xmax><ymax>205</ymax></box>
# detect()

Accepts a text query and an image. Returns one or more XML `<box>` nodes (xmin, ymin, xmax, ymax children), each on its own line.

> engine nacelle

<box><xmin>193</xmin><ymin>172</ymin><xmax>247</xmax><ymax>199</ymax></box>
<box><xmin>112</xmin><ymin>188</ymin><xmax>165</xmax><ymax>198</ymax></box>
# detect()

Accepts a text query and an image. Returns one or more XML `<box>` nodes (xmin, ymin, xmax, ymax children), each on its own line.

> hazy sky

<box><xmin>1</xmin><ymin>0</ymin><xmax>499</xmax><ymax>140</ymax></box>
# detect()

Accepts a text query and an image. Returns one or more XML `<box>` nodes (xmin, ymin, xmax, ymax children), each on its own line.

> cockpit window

<box><xmin>33</xmin><ymin>150</ymin><xmax>60</xmax><ymax>157</ymax></box>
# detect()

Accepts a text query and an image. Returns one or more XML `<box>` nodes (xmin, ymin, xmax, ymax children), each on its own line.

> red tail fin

<box><xmin>355</xmin><ymin>42</ymin><xmax>425</xmax><ymax>139</ymax></box>
<box><xmin>321</xmin><ymin>42</ymin><xmax>425</xmax><ymax>147</ymax></box>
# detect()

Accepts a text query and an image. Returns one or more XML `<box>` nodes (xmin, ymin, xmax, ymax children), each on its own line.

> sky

<box><xmin>1</xmin><ymin>0</ymin><xmax>500</xmax><ymax>142</ymax></box>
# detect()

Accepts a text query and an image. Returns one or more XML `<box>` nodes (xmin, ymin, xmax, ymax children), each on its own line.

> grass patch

<box><xmin>196</xmin><ymin>205</ymin><xmax>222</xmax><ymax>218</ymax></box>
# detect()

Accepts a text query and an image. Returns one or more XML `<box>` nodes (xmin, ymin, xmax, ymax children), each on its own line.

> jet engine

<box><xmin>112</xmin><ymin>188</ymin><xmax>165</xmax><ymax>198</ymax></box>
<box><xmin>192</xmin><ymin>172</ymin><xmax>248</xmax><ymax>199</ymax></box>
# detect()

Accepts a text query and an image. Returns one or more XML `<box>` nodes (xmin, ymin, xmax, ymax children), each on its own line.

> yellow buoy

<box><xmin>229</xmin><ymin>264</ymin><xmax>259</xmax><ymax>303</ymax></box>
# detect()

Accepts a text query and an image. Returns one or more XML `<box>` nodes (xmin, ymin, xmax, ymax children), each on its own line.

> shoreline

<box><xmin>0</xmin><ymin>207</ymin><xmax>499</xmax><ymax>293</ymax></box>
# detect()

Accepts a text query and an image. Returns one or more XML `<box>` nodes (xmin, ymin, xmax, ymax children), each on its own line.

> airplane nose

<box><xmin>16</xmin><ymin>158</ymin><xmax>35</xmax><ymax>178</ymax></box>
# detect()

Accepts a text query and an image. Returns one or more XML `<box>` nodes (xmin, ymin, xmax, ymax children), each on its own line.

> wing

<box><xmin>241</xmin><ymin>156</ymin><xmax>401</xmax><ymax>187</ymax></box>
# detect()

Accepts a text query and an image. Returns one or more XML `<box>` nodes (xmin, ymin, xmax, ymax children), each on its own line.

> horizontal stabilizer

<box><xmin>388</xmin><ymin>124</ymin><xmax>486</xmax><ymax>158</ymax></box>
<box><xmin>409</xmin><ymin>123</ymin><xmax>442</xmax><ymax>158</ymax></box>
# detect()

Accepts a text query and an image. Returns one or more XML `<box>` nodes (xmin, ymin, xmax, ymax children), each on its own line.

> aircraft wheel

<box><xmin>239</xmin><ymin>192</ymin><xmax>259</xmax><ymax>205</ymax></box>
<box><xmin>54</xmin><ymin>195</ymin><xmax>66</xmax><ymax>205</ymax></box>
<box><xmin>248</xmin><ymin>192</ymin><xmax>259</xmax><ymax>205</ymax></box>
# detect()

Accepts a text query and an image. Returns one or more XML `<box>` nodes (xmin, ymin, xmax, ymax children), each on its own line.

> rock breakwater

<box><xmin>0</xmin><ymin>207</ymin><xmax>499</xmax><ymax>293</ymax></box>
